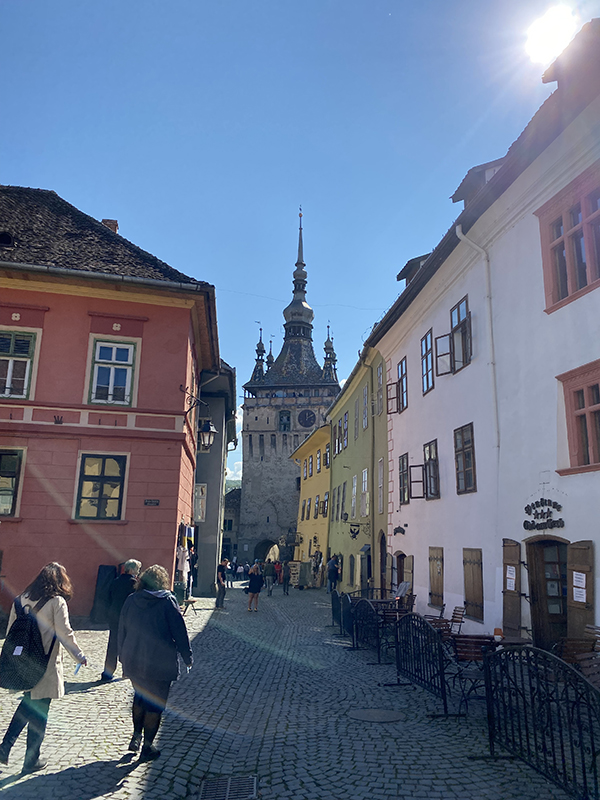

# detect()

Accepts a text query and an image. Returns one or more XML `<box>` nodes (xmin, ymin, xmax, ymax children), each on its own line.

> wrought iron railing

<box><xmin>347</xmin><ymin>588</ymin><xmax>390</xmax><ymax>600</ymax></box>
<box><xmin>354</xmin><ymin>599</ymin><xmax>381</xmax><ymax>662</ymax></box>
<box><xmin>341</xmin><ymin>593</ymin><xmax>354</xmax><ymax>642</ymax></box>
<box><xmin>331</xmin><ymin>590</ymin><xmax>341</xmax><ymax>629</ymax></box>
<box><xmin>395</xmin><ymin>613</ymin><xmax>448</xmax><ymax>714</ymax></box>
<box><xmin>484</xmin><ymin>645</ymin><xmax>600</xmax><ymax>800</ymax></box>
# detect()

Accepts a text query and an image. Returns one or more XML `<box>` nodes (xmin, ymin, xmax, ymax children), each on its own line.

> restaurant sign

<box><xmin>523</xmin><ymin>497</ymin><xmax>565</xmax><ymax>531</ymax></box>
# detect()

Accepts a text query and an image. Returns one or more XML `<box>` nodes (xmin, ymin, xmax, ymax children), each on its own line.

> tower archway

<box><xmin>254</xmin><ymin>539</ymin><xmax>279</xmax><ymax>562</ymax></box>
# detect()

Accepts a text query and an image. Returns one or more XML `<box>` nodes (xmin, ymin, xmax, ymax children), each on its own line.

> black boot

<box><xmin>139</xmin><ymin>711</ymin><xmax>162</xmax><ymax>762</ymax></box>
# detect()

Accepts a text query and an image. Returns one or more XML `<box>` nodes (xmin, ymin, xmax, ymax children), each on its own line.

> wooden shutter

<box><xmin>567</xmin><ymin>540</ymin><xmax>594</xmax><ymax>638</ymax></box>
<box><xmin>463</xmin><ymin>548</ymin><xmax>483</xmax><ymax>620</ymax></box>
<box><xmin>429</xmin><ymin>547</ymin><xmax>444</xmax><ymax>608</ymax></box>
<box><xmin>502</xmin><ymin>539</ymin><xmax>521</xmax><ymax>636</ymax></box>
<box><xmin>386</xmin><ymin>382</ymin><xmax>399</xmax><ymax>413</ymax></box>
<box><xmin>404</xmin><ymin>555</ymin><xmax>414</xmax><ymax>593</ymax></box>
<box><xmin>435</xmin><ymin>334</ymin><xmax>452</xmax><ymax>375</ymax></box>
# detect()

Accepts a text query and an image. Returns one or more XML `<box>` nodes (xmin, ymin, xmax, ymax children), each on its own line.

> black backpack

<box><xmin>0</xmin><ymin>596</ymin><xmax>57</xmax><ymax>691</ymax></box>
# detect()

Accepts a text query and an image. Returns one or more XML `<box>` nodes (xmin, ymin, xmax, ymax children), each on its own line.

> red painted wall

<box><xmin>0</xmin><ymin>285</ymin><xmax>200</xmax><ymax>615</ymax></box>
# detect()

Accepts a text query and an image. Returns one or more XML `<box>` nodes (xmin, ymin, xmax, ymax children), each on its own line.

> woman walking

<box><xmin>0</xmin><ymin>563</ymin><xmax>87</xmax><ymax>774</ymax></box>
<box><xmin>247</xmin><ymin>564</ymin><xmax>264</xmax><ymax>612</ymax></box>
<box><xmin>118</xmin><ymin>565</ymin><xmax>193</xmax><ymax>762</ymax></box>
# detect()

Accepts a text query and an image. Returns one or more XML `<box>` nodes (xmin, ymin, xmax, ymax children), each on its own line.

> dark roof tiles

<box><xmin>0</xmin><ymin>185</ymin><xmax>202</xmax><ymax>285</ymax></box>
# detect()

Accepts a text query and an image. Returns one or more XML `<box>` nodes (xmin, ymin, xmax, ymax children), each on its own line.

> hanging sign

<box><xmin>523</xmin><ymin>497</ymin><xmax>564</xmax><ymax>531</ymax></box>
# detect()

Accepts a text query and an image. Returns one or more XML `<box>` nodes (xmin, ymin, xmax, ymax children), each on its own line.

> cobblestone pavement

<box><xmin>0</xmin><ymin>584</ymin><xmax>571</xmax><ymax>800</ymax></box>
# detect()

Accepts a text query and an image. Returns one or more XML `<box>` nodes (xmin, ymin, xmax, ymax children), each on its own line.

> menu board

<box><xmin>288</xmin><ymin>561</ymin><xmax>301</xmax><ymax>587</ymax></box>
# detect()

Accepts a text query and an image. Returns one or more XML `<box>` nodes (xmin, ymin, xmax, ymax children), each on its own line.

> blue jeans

<box><xmin>265</xmin><ymin>576</ymin><xmax>274</xmax><ymax>595</ymax></box>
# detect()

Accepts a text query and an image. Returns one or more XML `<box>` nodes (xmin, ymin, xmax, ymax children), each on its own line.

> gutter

<box><xmin>454</xmin><ymin>225</ymin><xmax>500</xmax><ymax>455</ymax></box>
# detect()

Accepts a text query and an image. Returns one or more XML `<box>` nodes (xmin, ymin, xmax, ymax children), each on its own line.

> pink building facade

<box><xmin>0</xmin><ymin>187</ymin><xmax>221</xmax><ymax>614</ymax></box>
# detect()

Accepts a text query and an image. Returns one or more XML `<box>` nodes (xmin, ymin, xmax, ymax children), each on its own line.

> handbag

<box><xmin>244</xmin><ymin>587</ymin><xmax>250</xmax><ymax>594</ymax></box>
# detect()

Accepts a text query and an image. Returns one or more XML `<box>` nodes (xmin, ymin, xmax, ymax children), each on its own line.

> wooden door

<box><xmin>463</xmin><ymin>548</ymin><xmax>483</xmax><ymax>620</ymax></box>
<box><xmin>429</xmin><ymin>547</ymin><xmax>444</xmax><ymax>609</ymax></box>
<box><xmin>567</xmin><ymin>540</ymin><xmax>594</xmax><ymax>638</ymax></box>
<box><xmin>502</xmin><ymin>539</ymin><xmax>521</xmax><ymax>636</ymax></box>
<box><xmin>404</xmin><ymin>555</ymin><xmax>414</xmax><ymax>593</ymax></box>
<box><xmin>527</xmin><ymin>539</ymin><xmax>568</xmax><ymax>650</ymax></box>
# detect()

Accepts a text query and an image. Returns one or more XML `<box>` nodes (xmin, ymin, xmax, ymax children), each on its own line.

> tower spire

<box><xmin>250</xmin><ymin>327</ymin><xmax>266</xmax><ymax>383</ymax></box>
<box><xmin>296</xmin><ymin>206</ymin><xmax>304</xmax><ymax>267</ymax></box>
<box><xmin>322</xmin><ymin>325</ymin><xmax>338</xmax><ymax>383</ymax></box>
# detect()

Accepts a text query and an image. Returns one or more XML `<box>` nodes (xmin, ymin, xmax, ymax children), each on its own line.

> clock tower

<box><xmin>238</xmin><ymin>214</ymin><xmax>340</xmax><ymax>562</ymax></box>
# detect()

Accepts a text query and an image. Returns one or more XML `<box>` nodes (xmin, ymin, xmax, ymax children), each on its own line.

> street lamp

<box><xmin>199</xmin><ymin>419</ymin><xmax>218</xmax><ymax>450</ymax></box>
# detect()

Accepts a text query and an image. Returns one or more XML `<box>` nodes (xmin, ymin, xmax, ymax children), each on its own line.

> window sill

<box><xmin>68</xmin><ymin>518</ymin><xmax>129</xmax><ymax>525</ymax></box>
<box><xmin>464</xmin><ymin>614</ymin><xmax>484</xmax><ymax>624</ymax></box>
<box><xmin>556</xmin><ymin>463</ymin><xmax>600</xmax><ymax>476</ymax></box>
<box><xmin>0</xmin><ymin>516</ymin><xmax>22</xmax><ymax>522</ymax></box>
<box><xmin>544</xmin><ymin>278</ymin><xmax>600</xmax><ymax>314</ymax></box>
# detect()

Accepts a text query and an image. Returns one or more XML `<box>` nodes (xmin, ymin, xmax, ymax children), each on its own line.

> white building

<box><xmin>366</xmin><ymin>20</ymin><xmax>600</xmax><ymax>646</ymax></box>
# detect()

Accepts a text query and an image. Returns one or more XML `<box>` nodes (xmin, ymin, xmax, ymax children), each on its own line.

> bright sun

<box><xmin>526</xmin><ymin>5</ymin><xmax>578</xmax><ymax>64</ymax></box>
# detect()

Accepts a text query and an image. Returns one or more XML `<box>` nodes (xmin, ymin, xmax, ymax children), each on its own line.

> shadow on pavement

<box><xmin>64</xmin><ymin>678</ymin><xmax>125</xmax><ymax>694</ymax></box>
<box><xmin>0</xmin><ymin>756</ymin><xmax>138</xmax><ymax>799</ymax></box>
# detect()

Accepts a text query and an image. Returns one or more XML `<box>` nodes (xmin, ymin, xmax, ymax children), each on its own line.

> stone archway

<box><xmin>254</xmin><ymin>539</ymin><xmax>278</xmax><ymax>562</ymax></box>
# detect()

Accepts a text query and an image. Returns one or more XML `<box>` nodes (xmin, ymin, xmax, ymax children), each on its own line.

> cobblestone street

<box><xmin>0</xmin><ymin>585</ymin><xmax>570</xmax><ymax>800</ymax></box>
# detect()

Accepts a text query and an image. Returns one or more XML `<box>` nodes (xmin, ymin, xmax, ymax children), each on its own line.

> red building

<box><xmin>0</xmin><ymin>187</ymin><xmax>224</xmax><ymax>614</ymax></box>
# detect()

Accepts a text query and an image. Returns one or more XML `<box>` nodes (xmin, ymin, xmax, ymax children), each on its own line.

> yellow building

<box><xmin>290</xmin><ymin>424</ymin><xmax>331</xmax><ymax>579</ymax></box>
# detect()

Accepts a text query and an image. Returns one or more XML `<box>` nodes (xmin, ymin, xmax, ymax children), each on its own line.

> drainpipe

<box><xmin>455</xmin><ymin>225</ymin><xmax>500</xmax><ymax>458</ymax></box>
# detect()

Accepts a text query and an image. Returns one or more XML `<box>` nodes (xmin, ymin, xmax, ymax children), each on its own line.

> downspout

<box><xmin>455</xmin><ymin>225</ymin><xmax>500</xmax><ymax>458</ymax></box>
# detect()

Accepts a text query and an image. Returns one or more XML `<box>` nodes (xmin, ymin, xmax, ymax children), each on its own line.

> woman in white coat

<box><xmin>0</xmin><ymin>563</ymin><xmax>87</xmax><ymax>774</ymax></box>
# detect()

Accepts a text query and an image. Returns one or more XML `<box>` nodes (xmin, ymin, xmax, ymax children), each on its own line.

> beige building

<box><xmin>291</xmin><ymin>425</ymin><xmax>331</xmax><ymax>576</ymax></box>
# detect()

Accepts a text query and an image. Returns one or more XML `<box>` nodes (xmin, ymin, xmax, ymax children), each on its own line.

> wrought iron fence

<box><xmin>395</xmin><ymin>613</ymin><xmax>448</xmax><ymax>714</ymax></box>
<box><xmin>347</xmin><ymin>588</ymin><xmax>390</xmax><ymax>600</ymax></box>
<box><xmin>331</xmin><ymin>590</ymin><xmax>341</xmax><ymax>629</ymax></box>
<box><xmin>341</xmin><ymin>593</ymin><xmax>354</xmax><ymax>641</ymax></box>
<box><xmin>485</xmin><ymin>645</ymin><xmax>600</xmax><ymax>800</ymax></box>
<box><xmin>354</xmin><ymin>599</ymin><xmax>381</xmax><ymax>662</ymax></box>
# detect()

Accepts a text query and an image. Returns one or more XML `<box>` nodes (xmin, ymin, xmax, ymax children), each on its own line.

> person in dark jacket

<box><xmin>118</xmin><ymin>565</ymin><xmax>193</xmax><ymax>762</ymax></box>
<box><xmin>247</xmin><ymin>564</ymin><xmax>264</xmax><ymax>612</ymax></box>
<box><xmin>100</xmin><ymin>559</ymin><xmax>141</xmax><ymax>682</ymax></box>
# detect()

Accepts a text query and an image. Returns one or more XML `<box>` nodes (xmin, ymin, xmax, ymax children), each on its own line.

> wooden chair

<box><xmin>576</xmin><ymin>652</ymin><xmax>600</xmax><ymax>690</ymax></box>
<box><xmin>183</xmin><ymin>597</ymin><xmax>199</xmax><ymax>616</ymax></box>
<box><xmin>450</xmin><ymin>634</ymin><xmax>497</xmax><ymax>713</ymax></box>
<box><xmin>553</xmin><ymin>638</ymin><xmax>595</xmax><ymax>665</ymax></box>
<box><xmin>584</xmin><ymin>625</ymin><xmax>600</xmax><ymax>651</ymax></box>
<box><xmin>449</xmin><ymin>606</ymin><xmax>466</xmax><ymax>635</ymax></box>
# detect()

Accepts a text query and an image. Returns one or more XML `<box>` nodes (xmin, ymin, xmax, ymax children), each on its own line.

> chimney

<box><xmin>101</xmin><ymin>219</ymin><xmax>119</xmax><ymax>234</ymax></box>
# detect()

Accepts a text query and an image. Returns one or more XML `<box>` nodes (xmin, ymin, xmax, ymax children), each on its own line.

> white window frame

<box><xmin>360</xmin><ymin>468</ymin><xmax>368</xmax><ymax>517</ymax></box>
<box><xmin>90</xmin><ymin>340</ymin><xmax>135</xmax><ymax>405</ymax></box>
<box><xmin>351</xmin><ymin>475</ymin><xmax>357</xmax><ymax>518</ymax></box>
<box><xmin>362</xmin><ymin>384</ymin><xmax>368</xmax><ymax>429</ymax></box>
<box><xmin>0</xmin><ymin>330</ymin><xmax>38</xmax><ymax>399</ymax></box>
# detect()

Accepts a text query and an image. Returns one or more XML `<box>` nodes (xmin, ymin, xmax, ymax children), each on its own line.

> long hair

<box><xmin>24</xmin><ymin>562</ymin><xmax>73</xmax><ymax>602</ymax></box>
<box><xmin>137</xmin><ymin>565</ymin><xmax>170</xmax><ymax>592</ymax></box>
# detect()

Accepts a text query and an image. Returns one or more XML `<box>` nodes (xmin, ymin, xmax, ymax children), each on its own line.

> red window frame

<box><xmin>535</xmin><ymin>161</ymin><xmax>600</xmax><ymax>312</ymax></box>
<box><xmin>556</xmin><ymin>358</ymin><xmax>600</xmax><ymax>475</ymax></box>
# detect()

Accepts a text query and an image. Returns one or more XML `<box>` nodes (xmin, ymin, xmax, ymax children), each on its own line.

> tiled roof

<box><xmin>0</xmin><ymin>185</ymin><xmax>202</xmax><ymax>285</ymax></box>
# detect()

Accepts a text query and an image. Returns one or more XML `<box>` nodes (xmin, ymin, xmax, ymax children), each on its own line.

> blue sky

<box><xmin>2</xmin><ymin>1</ymin><xmax>599</xmax><ymax>478</ymax></box>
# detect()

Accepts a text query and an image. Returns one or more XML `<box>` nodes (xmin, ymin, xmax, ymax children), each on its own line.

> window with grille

<box><xmin>0</xmin><ymin>450</ymin><xmax>23</xmax><ymax>516</ymax></box>
<box><xmin>279</xmin><ymin>411</ymin><xmax>291</xmax><ymax>431</ymax></box>
<box><xmin>0</xmin><ymin>332</ymin><xmax>35</xmax><ymax>399</ymax></box>
<box><xmin>454</xmin><ymin>423</ymin><xmax>477</xmax><ymax>493</ymax></box>
<box><xmin>421</xmin><ymin>331</ymin><xmax>434</xmax><ymax>394</ymax></box>
<box><xmin>424</xmin><ymin>440</ymin><xmax>439</xmax><ymax>499</ymax></box>
<box><xmin>75</xmin><ymin>454</ymin><xmax>127</xmax><ymax>520</ymax></box>
<box><xmin>376</xmin><ymin>363</ymin><xmax>383</xmax><ymax>415</ymax></box>
<box><xmin>436</xmin><ymin>297</ymin><xmax>472</xmax><ymax>375</ymax></box>
<box><xmin>464</xmin><ymin>548</ymin><xmax>484</xmax><ymax>621</ymax></box>
<box><xmin>557</xmin><ymin>359</ymin><xmax>600</xmax><ymax>472</ymax></box>
<box><xmin>90</xmin><ymin>341</ymin><xmax>135</xmax><ymax>405</ymax></box>
<box><xmin>398</xmin><ymin>453</ymin><xmax>409</xmax><ymax>506</ymax></box>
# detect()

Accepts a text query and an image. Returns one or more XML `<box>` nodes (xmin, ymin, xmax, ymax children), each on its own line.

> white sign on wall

<box><xmin>194</xmin><ymin>484</ymin><xmax>207</xmax><ymax>523</ymax></box>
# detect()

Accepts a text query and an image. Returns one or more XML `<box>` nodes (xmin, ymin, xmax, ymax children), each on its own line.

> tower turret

<box><xmin>322</xmin><ymin>325</ymin><xmax>338</xmax><ymax>383</ymax></box>
<box><xmin>249</xmin><ymin>328</ymin><xmax>266</xmax><ymax>383</ymax></box>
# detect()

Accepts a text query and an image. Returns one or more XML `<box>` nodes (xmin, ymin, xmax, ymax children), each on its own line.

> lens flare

<box><xmin>526</xmin><ymin>5</ymin><xmax>578</xmax><ymax>64</ymax></box>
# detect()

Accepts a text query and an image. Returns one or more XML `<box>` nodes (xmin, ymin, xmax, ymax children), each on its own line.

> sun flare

<box><xmin>526</xmin><ymin>5</ymin><xmax>578</xmax><ymax>64</ymax></box>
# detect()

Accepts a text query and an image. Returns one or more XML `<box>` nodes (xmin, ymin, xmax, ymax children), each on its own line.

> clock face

<box><xmin>298</xmin><ymin>409</ymin><xmax>316</xmax><ymax>428</ymax></box>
